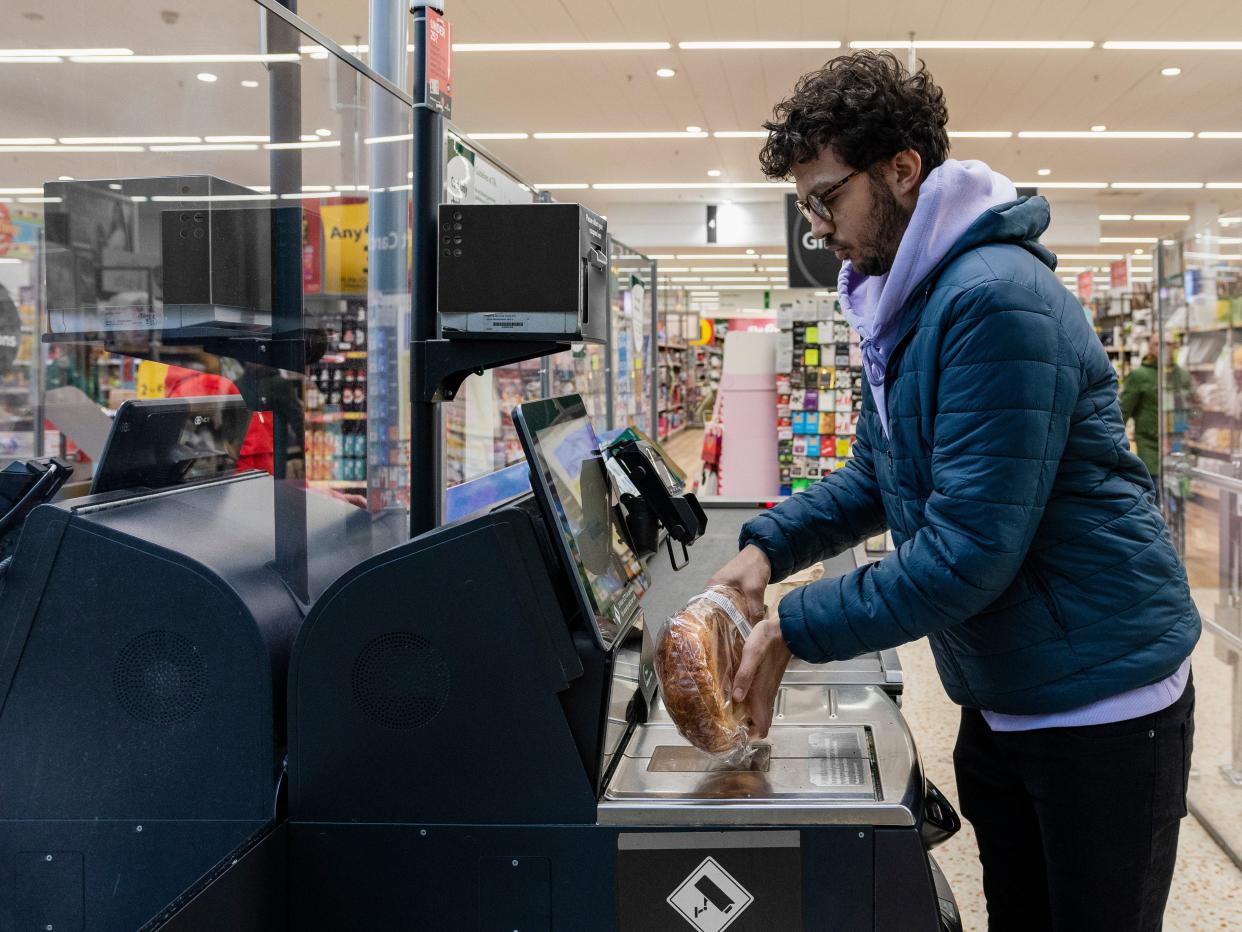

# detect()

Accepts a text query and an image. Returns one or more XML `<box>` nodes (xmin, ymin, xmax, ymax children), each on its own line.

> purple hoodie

<box><xmin>838</xmin><ymin>159</ymin><xmax>1018</xmax><ymax>436</ymax></box>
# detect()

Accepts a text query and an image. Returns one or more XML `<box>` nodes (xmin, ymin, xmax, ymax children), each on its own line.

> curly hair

<box><xmin>759</xmin><ymin>50</ymin><xmax>950</xmax><ymax>180</ymax></box>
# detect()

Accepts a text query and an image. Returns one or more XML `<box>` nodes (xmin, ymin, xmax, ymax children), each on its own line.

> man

<box><xmin>1120</xmin><ymin>333</ymin><xmax>1191</xmax><ymax>504</ymax></box>
<box><xmin>710</xmin><ymin>51</ymin><xmax>1199</xmax><ymax>931</ymax></box>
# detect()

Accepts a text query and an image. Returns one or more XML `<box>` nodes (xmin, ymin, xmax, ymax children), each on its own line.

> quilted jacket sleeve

<box><xmin>736</xmin><ymin>410</ymin><xmax>887</xmax><ymax>583</ymax></box>
<box><xmin>778</xmin><ymin>280</ymin><xmax>1077</xmax><ymax>663</ymax></box>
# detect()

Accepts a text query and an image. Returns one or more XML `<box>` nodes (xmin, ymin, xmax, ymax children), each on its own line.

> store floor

<box><xmin>663</xmin><ymin>434</ymin><xmax>1242</xmax><ymax>929</ymax></box>
<box><xmin>660</xmin><ymin>427</ymin><xmax>705</xmax><ymax>488</ymax></box>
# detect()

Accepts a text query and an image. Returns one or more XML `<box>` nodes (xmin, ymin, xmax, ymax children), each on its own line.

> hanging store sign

<box><xmin>1077</xmin><ymin>270</ymin><xmax>1094</xmax><ymax>303</ymax></box>
<box><xmin>303</xmin><ymin>205</ymin><xmax>322</xmax><ymax>294</ymax></box>
<box><xmin>784</xmin><ymin>193</ymin><xmax>842</xmax><ymax>289</ymax></box>
<box><xmin>425</xmin><ymin>8</ymin><xmax>453</xmax><ymax>118</ymax></box>
<box><xmin>1110</xmin><ymin>259</ymin><xmax>1129</xmax><ymax>292</ymax></box>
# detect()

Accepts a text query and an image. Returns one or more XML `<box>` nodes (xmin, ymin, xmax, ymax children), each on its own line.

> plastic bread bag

<box><xmin>654</xmin><ymin>584</ymin><xmax>757</xmax><ymax>765</ymax></box>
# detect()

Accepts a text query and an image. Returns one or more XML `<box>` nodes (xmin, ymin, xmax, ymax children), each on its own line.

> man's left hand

<box><xmin>731</xmin><ymin>617</ymin><xmax>793</xmax><ymax>739</ymax></box>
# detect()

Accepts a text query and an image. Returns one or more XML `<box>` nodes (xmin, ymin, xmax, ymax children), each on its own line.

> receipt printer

<box><xmin>438</xmin><ymin>203</ymin><xmax>608</xmax><ymax>343</ymax></box>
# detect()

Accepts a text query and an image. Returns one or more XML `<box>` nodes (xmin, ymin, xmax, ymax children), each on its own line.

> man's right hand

<box><xmin>707</xmin><ymin>544</ymin><xmax>773</xmax><ymax>623</ymax></box>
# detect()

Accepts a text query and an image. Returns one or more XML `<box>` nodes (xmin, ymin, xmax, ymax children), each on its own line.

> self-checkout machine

<box><xmin>275</xmin><ymin>14</ymin><xmax>962</xmax><ymax>920</ymax></box>
<box><xmin>0</xmin><ymin>10</ymin><xmax>410</xmax><ymax>927</ymax></box>
<box><xmin>284</xmin><ymin>384</ymin><xmax>962</xmax><ymax>931</ymax></box>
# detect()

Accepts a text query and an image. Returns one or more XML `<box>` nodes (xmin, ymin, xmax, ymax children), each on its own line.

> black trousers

<box><xmin>953</xmin><ymin>677</ymin><xmax>1195</xmax><ymax>932</ymax></box>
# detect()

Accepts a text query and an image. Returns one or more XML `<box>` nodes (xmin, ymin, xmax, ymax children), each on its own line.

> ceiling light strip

<box><xmin>678</xmin><ymin>41</ymin><xmax>841</xmax><ymax>50</ymax></box>
<box><xmin>0</xmin><ymin>144</ymin><xmax>144</xmax><ymax>152</ymax></box>
<box><xmin>1102</xmin><ymin>41</ymin><xmax>1242</xmax><ymax>51</ymax></box>
<box><xmin>1013</xmin><ymin>181</ymin><xmax>1109</xmax><ymax>188</ymax></box>
<box><xmin>69</xmin><ymin>53</ymin><xmax>301</xmax><ymax>63</ymax></box>
<box><xmin>264</xmin><ymin>140</ymin><xmax>341</xmax><ymax>150</ymax></box>
<box><xmin>533</xmin><ymin>131</ymin><xmax>708</xmax><ymax>140</ymax></box>
<box><xmin>1018</xmin><ymin>131</ymin><xmax>1194</xmax><ymax>139</ymax></box>
<box><xmin>592</xmin><ymin>182</ymin><xmax>793</xmax><ymax>189</ymax></box>
<box><xmin>452</xmin><ymin>42</ymin><xmax>672</xmax><ymax>52</ymax></box>
<box><xmin>149</xmin><ymin>143</ymin><xmax>259</xmax><ymax>151</ymax></box>
<box><xmin>1110</xmin><ymin>181</ymin><xmax>1203</xmax><ymax>189</ymax></box>
<box><xmin>0</xmin><ymin>48</ymin><xmax>132</xmax><ymax>56</ymax></box>
<box><xmin>60</xmin><ymin>136</ymin><xmax>202</xmax><ymax>145</ymax></box>
<box><xmin>850</xmin><ymin>40</ymin><xmax>1094</xmax><ymax>50</ymax></box>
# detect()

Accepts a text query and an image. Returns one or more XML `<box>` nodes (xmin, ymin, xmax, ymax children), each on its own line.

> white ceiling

<box><xmin>3</xmin><ymin>0</ymin><xmax>1242</xmax><ymax>259</ymax></box>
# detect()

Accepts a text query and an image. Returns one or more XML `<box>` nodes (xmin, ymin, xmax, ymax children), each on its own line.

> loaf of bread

<box><xmin>655</xmin><ymin>585</ymin><xmax>752</xmax><ymax>762</ymax></box>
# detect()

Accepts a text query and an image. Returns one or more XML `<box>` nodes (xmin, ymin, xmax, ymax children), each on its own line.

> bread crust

<box><xmin>655</xmin><ymin>584</ymin><xmax>751</xmax><ymax>759</ymax></box>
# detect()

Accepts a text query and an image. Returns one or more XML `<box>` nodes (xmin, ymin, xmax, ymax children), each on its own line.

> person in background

<box><xmin>710</xmin><ymin>51</ymin><xmax>1200</xmax><ymax>931</ymax></box>
<box><xmin>1120</xmin><ymin>333</ymin><xmax>1191</xmax><ymax>505</ymax></box>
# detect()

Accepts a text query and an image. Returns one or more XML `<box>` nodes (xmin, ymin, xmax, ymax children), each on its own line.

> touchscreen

<box><xmin>516</xmin><ymin>395</ymin><xmax>647</xmax><ymax>647</ymax></box>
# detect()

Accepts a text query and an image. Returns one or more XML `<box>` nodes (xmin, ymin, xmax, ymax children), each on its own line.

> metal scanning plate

<box><xmin>648</xmin><ymin>745</ymin><xmax>772</xmax><ymax>773</ymax></box>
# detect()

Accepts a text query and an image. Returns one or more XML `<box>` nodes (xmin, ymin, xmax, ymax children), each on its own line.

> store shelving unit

<box><xmin>657</xmin><ymin>340</ymin><xmax>689</xmax><ymax>440</ymax></box>
<box><xmin>303</xmin><ymin>296</ymin><xmax>370</xmax><ymax>492</ymax></box>
<box><xmin>1091</xmin><ymin>286</ymin><xmax>1155</xmax><ymax>385</ymax></box>
<box><xmin>776</xmin><ymin>297</ymin><xmax>864</xmax><ymax>495</ymax></box>
<box><xmin>688</xmin><ymin>337</ymin><xmax>723</xmax><ymax>427</ymax></box>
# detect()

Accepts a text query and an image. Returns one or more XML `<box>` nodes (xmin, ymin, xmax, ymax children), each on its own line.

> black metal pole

<box><xmin>410</xmin><ymin>3</ymin><xmax>444</xmax><ymax>537</ymax></box>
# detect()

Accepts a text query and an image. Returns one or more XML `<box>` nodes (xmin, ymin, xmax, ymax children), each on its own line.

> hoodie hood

<box><xmin>838</xmin><ymin>159</ymin><xmax>1046</xmax><ymax>436</ymax></box>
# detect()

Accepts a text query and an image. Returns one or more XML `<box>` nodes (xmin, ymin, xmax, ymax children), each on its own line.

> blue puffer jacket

<box><xmin>739</xmin><ymin>196</ymin><xmax>1200</xmax><ymax>714</ymax></box>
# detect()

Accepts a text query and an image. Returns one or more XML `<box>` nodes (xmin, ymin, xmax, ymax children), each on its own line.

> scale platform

<box><xmin>600</xmin><ymin>683</ymin><xmax>923</xmax><ymax>827</ymax></box>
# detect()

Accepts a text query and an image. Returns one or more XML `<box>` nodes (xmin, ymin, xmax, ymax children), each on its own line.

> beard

<box><xmin>852</xmin><ymin>170</ymin><xmax>913</xmax><ymax>277</ymax></box>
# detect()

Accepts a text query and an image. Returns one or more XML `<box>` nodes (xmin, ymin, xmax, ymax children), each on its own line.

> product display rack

<box><xmin>1160</xmin><ymin>242</ymin><xmax>1241</xmax><ymax>466</ymax></box>
<box><xmin>1091</xmin><ymin>286</ymin><xmax>1155</xmax><ymax>385</ymax></box>
<box><xmin>304</xmin><ymin>296</ymin><xmax>370</xmax><ymax>491</ymax></box>
<box><xmin>688</xmin><ymin>329</ymin><xmax>723</xmax><ymax>428</ymax></box>
<box><xmin>608</xmin><ymin>240</ymin><xmax>656</xmax><ymax>436</ymax></box>
<box><xmin>657</xmin><ymin>340</ymin><xmax>689</xmax><ymax>439</ymax></box>
<box><xmin>776</xmin><ymin>297</ymin><xmax>864</xmax><ymax>496</ymax></box>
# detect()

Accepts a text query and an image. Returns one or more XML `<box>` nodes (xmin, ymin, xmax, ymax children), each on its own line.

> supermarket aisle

<box><xmin>897</xmin><ymin>636</ymin><xmax>1242</xmax><ymax>931</ymax></box>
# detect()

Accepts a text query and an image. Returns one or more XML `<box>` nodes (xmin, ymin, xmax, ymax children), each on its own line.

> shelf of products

<box><xmin>776</xmin><ymin>297</ymin><xmax>864</xmax><ymax>495</ymax></box>
<box><xmin>610</xmin><ymin>242</ymin><xmax>654</xmax><ymax>434</ymax></box>
<box><xmin>657</xmin><ymin>343</ymin><xmax>689</xmax><ymax>439</ymax></box>
<box><xmin>1157</xmin><ymin>239</ymin><xmax>1237</xmax><ymax>469</ymax></box>
<box><xmin>1090</xmin><ymin>285</ymin><xmax>1154</xmax><ymax>386</ymax></box>
<box><xmin>305</xmin><ymin>298</ymin><xmax>369</xmax><ymax>486</ymax></box>
<box><xmin>688</xmin><ymin>325</ymin><xmax>724</xmax><ymax>428</ymax></box>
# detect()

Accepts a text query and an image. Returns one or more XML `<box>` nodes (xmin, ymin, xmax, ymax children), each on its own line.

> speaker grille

<box><xmin>113</xmin><ymin>631</ymin><xmax>209</xmax><ymax>725</ymax></box>
<box><xmin>351</xmin><ymin>632</ymin><xmax>450</xmax><ymax>730</ymax></box>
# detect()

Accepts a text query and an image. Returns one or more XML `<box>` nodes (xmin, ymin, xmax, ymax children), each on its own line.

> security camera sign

<box><xmin>666</xmin><ymin>857</ymin><xmax>754</xmax><ymax>932</ymax></box>
<box><xmin>616</xmin><ymin>831</ymin><xmax>801</xmax><ymax>931</ymax></box>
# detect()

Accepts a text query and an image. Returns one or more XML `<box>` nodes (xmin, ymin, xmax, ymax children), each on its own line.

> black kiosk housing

<box><xmin>282</xmin><ymin>395</ymin><xmax>958</xmax><ymax>931</ymax></box>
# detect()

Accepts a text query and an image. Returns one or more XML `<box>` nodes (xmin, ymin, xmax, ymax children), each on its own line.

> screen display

<box><xmin>92</xmin><ymin>397</ymin><xmax>253</xmax><ymax>495</ymax></box>
<box><xmin>515</xmin><ymin>395</ymin><xmax>647</xmax><ymax>648</ymax></box>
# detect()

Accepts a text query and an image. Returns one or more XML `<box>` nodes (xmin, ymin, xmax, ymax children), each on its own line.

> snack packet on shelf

<box><xmin>655</xmin><ymin>584</ymin><xmax>756</xmax><ymax>764</ymax></box>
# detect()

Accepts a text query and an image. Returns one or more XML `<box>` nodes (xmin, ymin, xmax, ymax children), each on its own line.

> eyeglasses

<box><xmin>796</xmin><ymin>168</ymin><xmax>865</xmax><ymax>225</ymax></box>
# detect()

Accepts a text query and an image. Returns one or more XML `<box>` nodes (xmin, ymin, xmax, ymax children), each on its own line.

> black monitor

<box><xmin>91</xmin><ymin>396</ymin><xmax>253</xmax><ymax>495</ymax></box>
<box><xmin>513</xmin><ymin>394</ymin><xmax>648</xmax><ymax>650</ymax></box>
